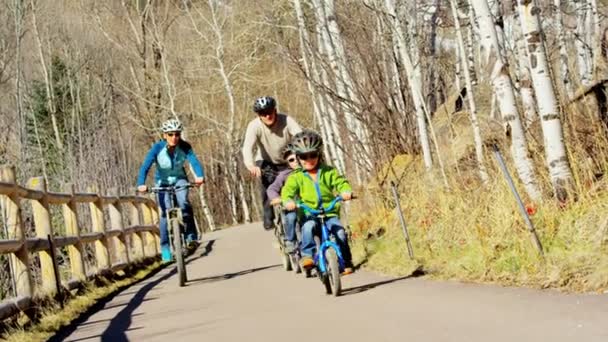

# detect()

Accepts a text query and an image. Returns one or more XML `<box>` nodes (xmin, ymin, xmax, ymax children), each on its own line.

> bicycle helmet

<box><xmin>161</xmin><ymin>119</ymin><xmax>183</xmax><ymax>133</ymax></box>
<box><xmin>281</xmin><ymin>143</ymin><xmax>295</xmax><ymax>159</ymax></box>
<box><xmin>291</xmin><ymin>130</ymin><xmax>323</xmax><ymax>155</ymax></box>
<box><xmin>253</xmin><ymin>96</ymin><xmax>276</xmax><ymax>113</ymax></box>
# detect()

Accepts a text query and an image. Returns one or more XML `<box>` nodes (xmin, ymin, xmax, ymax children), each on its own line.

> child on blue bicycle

<box><xmin>281</xmin><ymin>130</ymin><xmax>354</xmax><ymax>275</ymax></box>
<box><xmin>267</xmin><ymin>143</ymin><xmax>300</xmax><ymax>253</ymax></box>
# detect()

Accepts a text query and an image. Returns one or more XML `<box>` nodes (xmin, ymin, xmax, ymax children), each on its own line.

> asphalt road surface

<box><xmin>53</xmin><ymin>223</ymin><xmax>608</xmax><ymax>342</ymax></box>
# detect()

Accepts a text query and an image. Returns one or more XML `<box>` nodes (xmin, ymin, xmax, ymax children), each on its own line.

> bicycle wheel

<box><xmin>173</xmin><ymin>222</ymin><xmax>187</xmax><ymax>287</ymax></box>
<box><xmin>290</xmin><ymin>253</ymin><xmax>301</xmax><ymax>274</ymax></box>
<box><xmin>325</xmin><ymin>248</ymin><xmax>341</xmax><ymax>296</ymax></box>
<box><xmin>282</xmin><ymin>249</ymin><xmax>292</xmax><ymax>271</ymax></box>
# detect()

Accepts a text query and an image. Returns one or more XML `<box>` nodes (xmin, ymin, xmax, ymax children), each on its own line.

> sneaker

<box><xmin>342</xmin><ymin>267</ymin><xmax>354</xmax><ymax>275</ymax></box>
<box><xmin>300</xmin><ymin>256</ymin><xmax>314</xmax><ymax>270</ymax></box>
<box><xmin>161</xmin><ymin>245</ymin><xmax>173</xmax><ymax>263</ymax></box>
<box><xmin>264</xmin><ymin>224</ymin><xmax>274</xmax><ymax>231</ymax></box>
<box><xmin>284</xmin><ymin>241</ymin><xmax>296</xmax><ymax>254</ymax></box>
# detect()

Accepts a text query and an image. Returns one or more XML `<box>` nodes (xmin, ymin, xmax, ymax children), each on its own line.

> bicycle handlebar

<box><xmin>144</xmin><ymin>183</ymin><xmax>198</xmax><ymax>193</ymax></box>
<box><xmin>296</xmin><ymin>195</ymin><xmax>355</xmax><ymax>215</ymax></box>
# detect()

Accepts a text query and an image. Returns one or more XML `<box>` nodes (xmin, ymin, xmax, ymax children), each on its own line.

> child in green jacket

<box><xmin>281</xmin><ymin>130</ymin><xmax>354</xmax><ymax>274</ymax></box>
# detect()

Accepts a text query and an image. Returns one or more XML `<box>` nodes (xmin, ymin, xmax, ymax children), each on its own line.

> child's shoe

<box><xmin>300</xmin><ymin>256</ymin><xmax>314</xmax><ymax>269</ymax></box>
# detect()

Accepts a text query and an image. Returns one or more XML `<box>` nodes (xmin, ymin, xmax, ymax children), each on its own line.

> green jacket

<box><xmin>281</xmin><ymin>164</ymin><xmax>352</xmax><ymax>217</ymax></box>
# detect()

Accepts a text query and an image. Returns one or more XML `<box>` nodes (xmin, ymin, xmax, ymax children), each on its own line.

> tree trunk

<box><xmin>31</xmin><ymin>0</ymin><xmax>63</xmax><ymax>150</ymax></box>
<box><xmin>589</xmin><ymin>0</ymin><xmax>601</xmax><ymax>74</ymax></box>
<box><xmin>554</xmin><ymin>0</ymin><xmax>574</xmax><ymax>99</ymax></box>
<box><xmin>292</xmin><ymin>0</ymin><xmax>345</xmax><ymax>173</ymax></box>
<box><xmin>450</xmin><ymin>0</ymin><xmax>489</xmax><ymax>183</ymax></box>
<box><xmin>470</xmin><ymin>0</ymin><xmax>542</xmax><ymax>200</ymax></box>
<box><xmin>513</xmin><ymin>8</ymin><xmax>538</xmax><ymax>127</ymax></box>
<box><xmin>518</xmin><ymin>0</ymin><xmax>574</xmax><ymax>201</ymax></box>
<box><xmin>312</xmin><ymin>0</ymin><xmax>373</xmax><ymax>175</ymax></box>
<box><xmin>575</xmin><ymin>0</ymin><xmax>593</xmax><ymax>87</ymax></box>
<box><xmin>384</xmin><ymin>0</ymin><xmax>434</xmax><ymax>171</ymax></box>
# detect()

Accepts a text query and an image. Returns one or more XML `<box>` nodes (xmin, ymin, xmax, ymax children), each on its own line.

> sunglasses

<box><xmin>298</xmin><ymin>152</ymin><xmax>319</xmax><ymax>161</ymax></box>
<box><xmin>258</xmin><ymin>111</ymin><xmax>275</xmax><ymax>117</ymax></box>
<box><xmin>166</xmin><ymin>132</ymin><xmax>181</xmax><ymax>137</ymax></box>
<box><xmin>287</xmin><ymin>157</ymin><xmax>297</xmax><ymax>163</ymax></box>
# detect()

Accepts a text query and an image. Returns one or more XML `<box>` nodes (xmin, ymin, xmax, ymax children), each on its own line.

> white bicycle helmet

<box><xmin>161</xmin><ymin>119</ymin><xmax>183</xmax><ymax>133</ymax></box>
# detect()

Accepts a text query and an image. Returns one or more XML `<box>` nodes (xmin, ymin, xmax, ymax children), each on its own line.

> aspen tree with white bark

<box><xmin>292</xmin><ymin>0</ymin><xmax>345</xmax><ymax>174</ymax></box>
<box><xmin>574</xmin><ymin>0</ymin><xmax>594</xmax><ymax>87</ymax></box>
<box><xmin>383</xmin><ymin>0</ymin><xmax>434</xmax><ymax>171</ymax></box>
<box><xmin>512</xmin><ymin>7</ymin><xmax>538</xmax><ymax>127</ymax></box>
<box><xmin>554</xmin><ymin>0</ymin><xmax>573</xmax><ymax>99</ymax></box>
<box><xmin>311</xmin><ymin>0</ymin><xmax>374</xmax><ymax>178</ymax></box>
<box><xmin>470</xmin><ymin>0</ymin><xmax>542</xmax><ymax>200</ymax></box>
<box><xmin>184</xmin><ymin>0</ymin><xmax>252</xmax><ymax>222</ymax></box>
<box><xmin>517</xmin><ymin>0</ymin><xmax>574</xmax><ymax>201</ymax></box>
<box><xmin>450</xmin><ymin>0</ymin><xmax>488</xmax><ymax>183</ymax></box>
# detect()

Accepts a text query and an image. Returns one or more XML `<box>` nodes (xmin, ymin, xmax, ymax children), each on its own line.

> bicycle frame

<box><xmin>149</xmin><ymin>184</ymin><xmax>195</xmax><ymax>246</ymax></box>
<box><xmin>298</xmin><ymin>197</ymin><xmax>346</xmax><ymax>274</ymax></box>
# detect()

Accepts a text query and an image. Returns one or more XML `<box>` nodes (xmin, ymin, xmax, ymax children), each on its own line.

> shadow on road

<box><xmin>197</xmin><ymin>239</ymin><xmax>216</xmax><ymax>258</ymax></box>
<box><xmin>187</xmin><ymin>264</ymin><xmax>281</xmax><ymax>286</ymax></box>
<box><xmin>341</xmin><ymin>267</ymin><xmax>425</xmax><ymax>297</ymax></box>
<box><xmin>50</xmin><ymin>240</ymin><xmax>217</xmax><ymax>342</ymax></box>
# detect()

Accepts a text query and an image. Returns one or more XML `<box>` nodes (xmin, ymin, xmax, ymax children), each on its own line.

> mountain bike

<box><xmin>272</xmin><ymin>205</ymin><xmax>301</xmax><ymax>274</ymax></box>
<box><xmin>149</xmin><ymin>183</ymin><xmax>196</xmax><ymax>287</ymax></box>
<box><xmin>297</xmin><ymin>196</ymin><xmax>351</xmax><ymax>296</ymax></box>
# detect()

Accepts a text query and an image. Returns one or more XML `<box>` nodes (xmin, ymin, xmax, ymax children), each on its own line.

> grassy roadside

<box><xmin>349</xmin><ymin>157</ymin><xmax>608</xmax><ymax>293</ymax></box>
<box><xmin>1</xmin><ymin>261</ymin><xmax>163</xmax><ymax>342</ymax></box>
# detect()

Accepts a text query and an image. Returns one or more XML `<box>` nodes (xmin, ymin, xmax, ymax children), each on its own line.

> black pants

<box><xmin>257</xmin><ymin>160</ymin><xmax>287</xmax><ymax>229</ymax></box>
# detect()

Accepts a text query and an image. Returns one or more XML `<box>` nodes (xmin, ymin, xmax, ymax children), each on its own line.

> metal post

<box><xmin>492</xmin><ymin>144</ymin><xmax>544</xmax><ymax>256</ymax></box>
<box><xmin>390</xmin><ymin>181</ymin><xmax>415</xmax><ymax>260</ymax></box>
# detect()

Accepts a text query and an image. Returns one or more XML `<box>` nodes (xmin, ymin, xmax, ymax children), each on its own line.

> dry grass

<box><xmin>349</xmin><ymin>151</ymin><xmax>608</xmax><ymax>293</ymax></box>
<box><xmin>1</xmin><ymin>261</ymin><xmax>162</xmax><ymax>342</ymax></box>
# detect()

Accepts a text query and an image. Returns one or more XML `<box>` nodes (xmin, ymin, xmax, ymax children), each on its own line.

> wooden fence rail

<box><xmin>0</xmin><ymin>166</ymin><xmax>160</xmax><ymax>321</ymax></box>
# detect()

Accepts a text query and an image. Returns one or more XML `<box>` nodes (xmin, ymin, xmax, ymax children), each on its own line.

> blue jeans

<box><xmin>157</xmin><ymin>179</ymin><xmax>197</xmax><ymax>249</ymax></box>
<box><xmin>300</xmin><ymin>216</ymin><xmax>352</xmax><ymax>264</ymax></box>
<box><xmin>282</xmin><ymin>210</ymin><xmax>297</xmax><ymax>243</ymax></box>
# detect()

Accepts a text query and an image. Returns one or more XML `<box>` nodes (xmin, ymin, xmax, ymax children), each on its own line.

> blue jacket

<box><xmin>137</xmin><ymin>140</ymin><xmax>204</xmax><ymax>186</ymax></box>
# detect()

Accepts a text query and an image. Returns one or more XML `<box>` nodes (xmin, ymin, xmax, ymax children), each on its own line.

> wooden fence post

<box><xmin>62</xmin><ymin>184</ymin><xmax>86</xmax><ymax>281</ymax></box>
<box><xmin>140</xmin><ymin>203</ymin><xmax>158</xmax><ymax>256</ymax></box>
<box><xmin>108</xmin><ymin>188</ymin><xmax>129</xmax><ymax>265</ymax></box>
<box><xmin>27</xmin><ymin>176</ymin><xmax>59</xmax><ymax>295</ymax></box>
<box><xmin>0</xmin><ymin>167</ymin><xmax>33</xmax><ymax>298</ymax></box>
<box><xmin>128</xmin><ymin>201</ymin><xmax>145</xmax><ymax>260</ymax></box>
<box><xmin>88</xmin><ymin>185</ymin><xmax>111</xmax><ymax>271</ymax></box>
<box><xmin>150</xmin><ymin>206</ymin><xmax>160</xmax><ymax>248</ymax></box>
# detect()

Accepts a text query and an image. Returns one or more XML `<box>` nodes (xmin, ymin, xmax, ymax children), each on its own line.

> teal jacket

<box><xmin>281</xmin><ymin>164</ymin><xmax>352</xmax><ymax>217</ymax></box>
<box><xmin>137</xmin><ymin>140</ymin><xmax>204</xmax><ymax>186</ymax></box>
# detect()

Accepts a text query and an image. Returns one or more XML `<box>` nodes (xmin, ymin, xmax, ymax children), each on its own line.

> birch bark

<box><xmin>470</xmin><ymin>0</ymin><xmax>542</xmax><ymax>200</ymax></box>
<box><xmin>517</xmin><ymin>0</ymin><xmax>574</xmax><ymax>201</ymax></box>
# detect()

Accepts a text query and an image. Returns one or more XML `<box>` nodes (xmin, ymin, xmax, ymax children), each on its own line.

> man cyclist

<box><xmin>137</xmin><ymin>119</ymin><xmax>205</xmax><ymax>262</ymax></box>
<box><xmin>242</xmin><ymin>96</ymin><xmax>302</xmax><ymax>230</ymax></box>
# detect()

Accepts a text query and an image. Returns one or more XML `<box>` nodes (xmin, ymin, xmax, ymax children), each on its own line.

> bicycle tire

<box><xmin>290</xmin><ymin>253</ymin><xmax>301</xmax><ymax>274</ymax></box>
<box><xmin>325</xmin><ymin>248</ymin><xmax>341</xmax><ymax>296</ymax></box>
<box><xmin>282</xmin><ymin>250</ymin><xmax>292</xmax><ymax>271</ymax></box>
<box><xmin>173</xmin><ymin>221</ymin><xmax>187</xmax><ymax>287</ymax></box>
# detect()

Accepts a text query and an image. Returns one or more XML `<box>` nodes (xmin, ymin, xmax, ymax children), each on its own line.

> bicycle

<box><xmin>297</xmin><ymin>196</ymin><xmax>351</xmax><ymax>296</ymax></box>
<box><xmin>272</xmin><ymin>205</ymin><xmax>301</xmax><ymax>274</ymax></box>
<box><xmin>148</xmin><ymin>183</ymin><xmax>197</xmax><ymax>287</ymax></box>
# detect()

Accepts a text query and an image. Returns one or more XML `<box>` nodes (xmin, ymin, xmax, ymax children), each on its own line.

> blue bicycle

<box><xmin>297</xmin><ymin>196</ymin><xmax>350</xmax><ymax>296</ymax></box>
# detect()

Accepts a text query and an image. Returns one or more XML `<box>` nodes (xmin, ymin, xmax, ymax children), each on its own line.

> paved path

<box><xmin>53</xmin><ymin>223</ymin><xmax>608</xmax><ymax>342</ymax></box>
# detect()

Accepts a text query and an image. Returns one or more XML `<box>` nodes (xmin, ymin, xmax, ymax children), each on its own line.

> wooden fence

<box><xmin>0</xmin><ymin>166</ymin><xmax>160</xmax><ymax>321</ymax></box>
